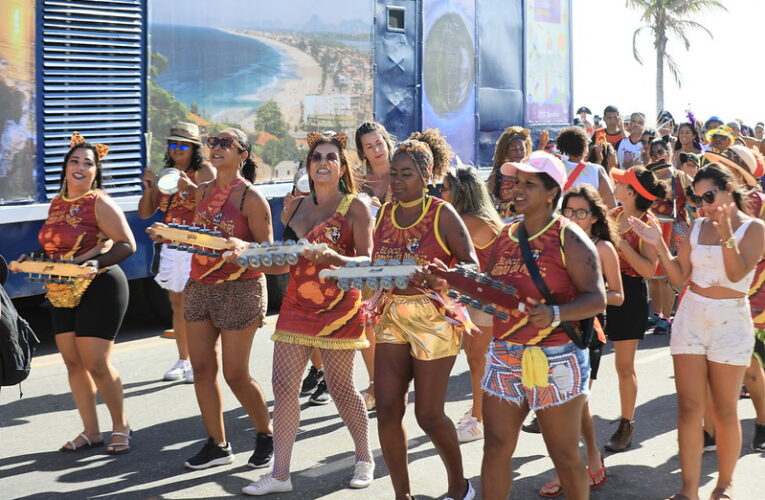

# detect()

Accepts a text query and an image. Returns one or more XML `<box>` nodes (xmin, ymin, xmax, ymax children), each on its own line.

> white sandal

<box><xmin>105</xmin><ymin>429</ymin><xmax>133</xmax><ymax>455</ymax></box>
<box><xmin>60</xmin><ymin>432</ymin><xmax>103</xmax><ymax>452</ymax></box>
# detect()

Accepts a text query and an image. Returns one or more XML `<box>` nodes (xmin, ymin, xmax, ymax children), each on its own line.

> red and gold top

<box><xmin>158</xmin><ymin>169</ymin><xmax>198</xmax><ymax>225</ymax></box>
<box><xmin>272</xmin><ymin>195</ymin><xmax>368</xmax><ymax>349</ymax></box>
<box><xmin>747</xmin><ymin>190</ymin><xmax>765</xmax><ymax>328</ymax></box>
<box><xmin>39</xmin><ymin>190</ymin><xmax>105</xmax><ymax>259</ymax></box>
<box><xmin>372</xmin><ymin>196</ymin><xmax>453</xmax><ymax>268</ymax></box>
<box><xmin>189</xmin><ymin>178</ymin><xmax>261</xmax><ymax>284</ymax></box>
<box><xmin>495</xmin><ymin>175</ymin><xmax>516</xmax><ymax>218</ymax></box>
<box><xmin>488</xmin><ymin>216</ymin><xmax>579</xmax><ymax>346</ymax></box>
<box><xmin>474</xmin><ymin>233</ymin><xmax>498</xmax><ymax>272</ymax></box>
<box><xmin>610</xmin><ymin>206</ymin><xmax>656</xmax><ymax>278</ymax></box>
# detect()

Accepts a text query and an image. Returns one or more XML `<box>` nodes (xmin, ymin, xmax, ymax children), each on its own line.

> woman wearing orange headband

<box><xmin>604</xmin><ymin>166</ymin><xmax>667</xmax><ymax>453</ymax></box>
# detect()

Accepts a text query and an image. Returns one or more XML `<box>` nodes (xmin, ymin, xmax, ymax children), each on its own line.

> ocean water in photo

<box><xmin>151</xmin><ymin>24</ymin><xmax>283</xmax><ymax>117</ymax></box>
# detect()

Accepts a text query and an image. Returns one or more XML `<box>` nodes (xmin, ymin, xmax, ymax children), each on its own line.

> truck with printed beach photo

<box><xmin>0</xmin><ymin>0</ymin><xmax>573</xmax><ymax>313</ymax></box>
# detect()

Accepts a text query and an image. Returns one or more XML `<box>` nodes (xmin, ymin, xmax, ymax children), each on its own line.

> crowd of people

<box><xmin>17</xmin><ymin>104</ymin><xmax>765</xmax><ymax>500</ymax></box>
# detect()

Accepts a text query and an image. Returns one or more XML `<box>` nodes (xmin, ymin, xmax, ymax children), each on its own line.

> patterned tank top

<box><xmin>488</xmin><ymin>217</ymin><xmax>580</xmax><ymax>346</ymax></box>
<box><xmin>273</xmin><ymin>195</ymin><xmax>368</xmax><ymax>349</ymax></box>
<box><xmin>747</xmin><ymin>190</ymin><xmax>765</xmax><ymax>327</ymax></box>
<box><xmin>474</xmin><ymin>233</ymin><xmax>498</xmax><ymax>272</ymax></box>
<box><xmin>189</xmin><ymin>178</ymin><xmax>261</xmax><ymax>284</ymax></box>
<box><xmin>372</xmin><ymin>196</ymin><xmax>453</xmax><ymax>268</ymax></box>
<box><xmin>158</xmin><ymin>169</ymin><xmax>198</xmax><ymax>225</ymax></box>
<box><xmin>39</xmin><ymin>190</ymin><xmax>105</xmax><ymax>259</ymax></box>
<box><xmin>609</xmin><ymin>206</ymin><xmax>656</xmax><ymax>278</ymax></box>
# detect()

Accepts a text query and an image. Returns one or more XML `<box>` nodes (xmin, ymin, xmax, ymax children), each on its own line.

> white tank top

<box><xmin>690</xmin><ymin>218</ymin><xmax>755</xmax><ymax>293</ymax></box>
<box><xmin>562</xmin><ymin>159</ymin><xmax>600</xmax><ymax>190</ymax></box>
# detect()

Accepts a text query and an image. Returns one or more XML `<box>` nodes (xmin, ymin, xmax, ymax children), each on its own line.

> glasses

<box><xmin>562</xmin><ymin>208</ymin><xmax>593</xmax><ymax>220</ymax></box>
<box><xmin>206</xmin><ymin>136</ymin><xmax>240</xmax><ymax>149</ymax></box>
<box><xmin>690</xmin><ymin>189</ymin><xmax>718</xmax><ymax>205</ymax></box>
<box><xmin>168</xmin><ymin>142</ymin><xmax>190</xmax><ymax>151</ymax></box>
<box><xmin>311</xmin><ymin>152</ymin><xmax>339</xmax><ymax>163</ymax></box>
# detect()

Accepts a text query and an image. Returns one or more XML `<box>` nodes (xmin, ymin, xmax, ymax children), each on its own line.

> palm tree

<box><xmin>627</xmin><ymin>0</ymin><xmax>727</xmax><ymax>117</ymax></box>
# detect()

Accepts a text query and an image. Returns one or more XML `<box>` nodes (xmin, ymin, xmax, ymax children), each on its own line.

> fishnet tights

<box><xmin>271</xmin><ymin>341</ymin><xmax>372</xmax><ymax>480</ymax></box>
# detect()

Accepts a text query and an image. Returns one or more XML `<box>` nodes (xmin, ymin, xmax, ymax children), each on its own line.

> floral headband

<box><xmin>306</xmin><ymin>131</ymin><xmax>348</xmax><ymax>150</ymax></box>
<box><xmin>70</xmin><ymin>131</ymin><xmax>110</xmax><ymax>160</ymax></box>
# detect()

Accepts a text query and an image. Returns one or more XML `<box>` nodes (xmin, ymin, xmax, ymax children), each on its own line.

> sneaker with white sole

<box><xmin>456</xmin><ymin>414</ymin><xmax>484</xmax><ymax>443</ymax></box>
<box><xmin>443</xmin><ymin>479</ymin><xmax>475</xmax><ymax>500</ymax></box>
<box><xmin>242</xmin><ymin>474</ymin><xmax>293</xmax><ymax>496</ymax></box>
<box><xmin>349</xmin><ymin>461</ymin><xmax>374</xmax><ymax>489</ymax></box>
<box><xmin>184</xmin><ymin>437</ymin><xmax>234</xmax><ymax>469</ymax></box>
<box><xmin>184</xmin><ymin>365</ymin><xmax>194</xmax><ymax>384</ymax></box>
<box><xmin>164</xmin><ymin>359</ymin><xmax>191</xmax><ymax>381</ymax></box>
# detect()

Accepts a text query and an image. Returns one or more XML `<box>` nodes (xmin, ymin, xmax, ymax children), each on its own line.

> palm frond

<box><xmin>632</xmin><ymin>25</ymin><xmax>650</xmax><ymax>64</ymax></box>
<box><xmin>664</xmin><ymin>51</ymin><xmax>682</xmax><ymax>88</ymax></box>
<box><xmin>670</xmin><ymin>0</ymin><xmax>727</xmax><ymax>16</ymax></box>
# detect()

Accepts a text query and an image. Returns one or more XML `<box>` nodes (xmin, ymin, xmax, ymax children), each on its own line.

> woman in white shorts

<box><xmin>138</xmin><ymin>122</ymin><xmax>215</xmax><ymax>382</ymax></box>
<box><xmin>630</xmin><ymin>163</ymin><xmax>765</xmax><ymax>500</ymax></box>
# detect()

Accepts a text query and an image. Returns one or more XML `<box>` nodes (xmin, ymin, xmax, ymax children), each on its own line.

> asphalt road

<box><xmin>1</xmin><ymin>306</ymin><xmax>764</xmax><ymax>500</ymax></box>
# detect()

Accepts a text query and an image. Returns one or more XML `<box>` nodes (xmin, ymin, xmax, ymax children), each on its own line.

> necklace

<box><xmin>397</xmin><ymin>195</ymin><xmax>425</xmax><ymax>208</ymax></box>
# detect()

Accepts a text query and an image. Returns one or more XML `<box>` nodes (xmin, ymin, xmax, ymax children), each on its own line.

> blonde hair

<box><xmin>444</xmin><ymin>165</ymin><xmax>504</xmax><ymax>233</ymax></box>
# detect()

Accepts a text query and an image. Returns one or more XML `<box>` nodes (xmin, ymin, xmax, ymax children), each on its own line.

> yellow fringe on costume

<box><xmin>521</xmin><ymin>347</ymin><xmax>550</xmax><ymax>389</ymax></box>
<box><xmin>271</xmin><ymin>330</ymin><xmax>370</xmax><ymax>350</ymax></box>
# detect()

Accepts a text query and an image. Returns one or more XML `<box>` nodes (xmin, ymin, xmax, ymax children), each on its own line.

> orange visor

<box><xmin>611</xmin><ymin>167</ymin><xmax>657</xmax><ymax>201</ymax></box>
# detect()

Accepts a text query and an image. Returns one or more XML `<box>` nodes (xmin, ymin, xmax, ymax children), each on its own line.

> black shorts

<box><xmin>50</xmin><ymin>266</ymin><xmax>129</xmax><ymax>341</ymax></box>
<box><xmin>606</xmin><ymin>274</ymin><xmax>648</xmax><ymax>342</ymax></box>
<box><xmin>589</xmin><ymin>314</ymin><xmax>605</xmax><ymax>379</ymax></box>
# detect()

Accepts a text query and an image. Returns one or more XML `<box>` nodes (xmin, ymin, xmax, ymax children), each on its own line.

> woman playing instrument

<box><xmin>538</xmin><ymin>184</ymin><xmax>624</xmax><ymax>497</ymax></box>
<box><xmin>372</xmin><ymin>129</ymin><xmax>477</xmax><ymax>499</ymax></box>
<box><xmin>605</xmin><ymin>166</ymin><xmax>667</xmax><ymax>452</ymax></box>
<box><xmin>480</xmin><ymin>152</ymin><xmax>606</xmax><ymax>500</ymax></box>
<box><xmin>440</xmin><ymin>165</ymin><xmax>503</xmax><ymax>443</ymax></box>
<box><xmin>630</xmin><ymin>164</ymin><xmax>765</xmax><ymax>500</ymax></box>
<box><xmin>242</xmin><ymin>132</ymin><xmax>374</xmax><ymax>495</ymax></box>
<box><xmin>138</xmin><ymin>122</ymin><xmax>215</xmax><ymax>383</ymax></box>
<box><xmin>38</xmin><ymin>133</ymin><xmax>136</xmax><ymax>454</ymax></box>
<box><xmin>157</xmin><ymin>128</ymin><xmax>274</xmax><ymax>471</ymax></box>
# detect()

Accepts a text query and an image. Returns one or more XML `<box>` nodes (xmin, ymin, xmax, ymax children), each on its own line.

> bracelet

<box><xmin>723</xmin><ymin>237</ymin><xmax>736</xmax><ymax>249</ymax></box>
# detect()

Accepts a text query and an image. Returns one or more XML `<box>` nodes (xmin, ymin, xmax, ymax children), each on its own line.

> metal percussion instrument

<box><xmin>156</xmin><ymin>168</ymin><xmax>182</xmax><ymax>195</ymax></box>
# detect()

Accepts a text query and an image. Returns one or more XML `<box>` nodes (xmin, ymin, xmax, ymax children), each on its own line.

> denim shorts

<box><xmin>481</xmin><ymin>340</ymin><xmax>590</xmax><ymax>411</ymax></box>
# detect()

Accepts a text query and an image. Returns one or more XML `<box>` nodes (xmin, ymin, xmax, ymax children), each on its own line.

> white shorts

<box><xmin>154</xmin><ymin>244</ymin><xmax>192</xmax><ymax>293</ymax></box>
<box><xmin>671</xmin><ymin>290</ymin><xmax>754</xmax><ymax>366</ymax></box>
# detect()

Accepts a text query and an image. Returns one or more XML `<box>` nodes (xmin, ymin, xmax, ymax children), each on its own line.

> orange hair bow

<box><xmin>69</xmin><ymin>131</ymin><xmax>110</xmax><ymax>160</ymax></box>
<box><xmin>306</xmin><ymin>131</ymin><xmax>348</xmax><ymax>150</ymax></box>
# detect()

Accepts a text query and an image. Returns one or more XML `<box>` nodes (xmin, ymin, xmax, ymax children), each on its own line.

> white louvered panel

<box><xmin>42</xmin><ymin>0</ymin><xmax>145</xmax><ymax>199</ymax></box>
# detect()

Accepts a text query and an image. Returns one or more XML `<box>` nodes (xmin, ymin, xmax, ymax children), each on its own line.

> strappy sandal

<box><xmin>60</xmin><ymin>432</ymin><xmax>104</xmax><ymax>452</ymax></box>
<box><xmin>709</xmin><ymin>487</ymin><xmax>733</xmax><ymax>500</ymax></box>
<box><xmin>105</xmin><ymin>429</ymin><xmax>133</xmax><ymax>455</ymax></box>
<box><xmin>588</xmin><ymin>454</ymin><xmax>608</xmax><ymax>489</ymax></box>
<box><xmin>538</xmin><ymin>479</ymin><xmax>562</xmax><ymax>498</ymax></box>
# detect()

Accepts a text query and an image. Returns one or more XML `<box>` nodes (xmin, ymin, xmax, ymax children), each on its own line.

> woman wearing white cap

<box><xmin>138</xmin><ymin>122</ymin><xmax>215</xmax><ymax>383</ymax></box>
<box><xmin>480</xmin><ymin>151</ymin><xmax>606</xmax><ymax>500</ymax></box>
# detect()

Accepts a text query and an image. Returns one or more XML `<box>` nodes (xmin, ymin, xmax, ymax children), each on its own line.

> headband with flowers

<box><xmin>70</xmin><ymin>131</ymin><xmax>110</xmax><ymax>160</ymax></box>
<box><xmin>306</xmin><ymin>131</ymin><xmax>348</xmax><ymax>150</ymax></box>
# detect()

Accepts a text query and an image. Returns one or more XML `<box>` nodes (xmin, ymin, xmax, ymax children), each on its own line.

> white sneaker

<box><xmin>349</xmin><ymin>460</ymin><xmax>374</xmax><ymax>489</ymax></box>
<box><xmin>456</xmin><ymin>415</ymin><xmax>483</xmax><ymax>443</ymax></box>
<box><xmin>184</xmin><ymin>364</ymin><xmax>194</xmax><ymax>384</ymax></box>
<box><xmin>242</xmin><ymin>474</ymin><xmax>293</xmax><ymax>496</ymax></box>
<box><xmin>444</xmin><ymin>479</ymin><xmax>476</xmax><ymax>500</ymax></box>
<box><xmin>163</xmin><ymin>359</ymin><xmax>190</xmax><ymax>381</ymax></box>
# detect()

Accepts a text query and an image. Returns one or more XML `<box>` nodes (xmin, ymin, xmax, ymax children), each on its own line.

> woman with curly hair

<box><xmin>138</xmin><ymin>122</ymin><xmax>215</xmax><ymax>383</ymax></box>
<box><xmin>487</xmin><ymin>126</ymin><xmax>533</xmax><ymax>218</ymax></box>
<box><xmin>372</xmin><ymin>129</ymin><xmax>478</xmax><ymax>499</ymax></box>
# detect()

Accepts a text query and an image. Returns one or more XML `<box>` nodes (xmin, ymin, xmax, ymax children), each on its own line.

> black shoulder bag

<box><xmin>516</xmin><ymin>223</ymin><xmax>594</xmax><ymax>349</ymax></box>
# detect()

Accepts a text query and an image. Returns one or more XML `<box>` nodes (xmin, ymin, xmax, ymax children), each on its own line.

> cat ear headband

<box><xmin>70</xmin><ymin>131</ymin><xmax>109</xmax><ymax>160</ymax></box>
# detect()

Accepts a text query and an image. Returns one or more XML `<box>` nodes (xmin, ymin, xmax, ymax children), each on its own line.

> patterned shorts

<box><xmin>671</xmin><ymin>290</ymin><xmax>754</xmax><ymax>366</ymax></box>
<box><xmin>184</xmin><ymin>275</ymin><xmax>267</xmax><ymax>331</ymax></box>
<box><xmin>753</xmin><ymin>328</ymin><xmax>765</xmax><ymax>367</ymax></box>
<box><xmin>481</xmin><ymin>340</ymin><xmax>590</xmax><ymax>411</ymax></box>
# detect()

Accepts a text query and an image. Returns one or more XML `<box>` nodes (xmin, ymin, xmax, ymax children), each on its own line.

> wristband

<box><xmin>723</xmin><ymin>237</ymin><xmax>736</xmax><ymax>249</ymax></box>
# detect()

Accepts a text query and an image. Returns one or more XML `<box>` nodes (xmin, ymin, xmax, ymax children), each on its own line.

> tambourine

<box><xmin>157</xmin><ymin>168</ymin><xmax>182</xmax><ymax>195</ymax></box>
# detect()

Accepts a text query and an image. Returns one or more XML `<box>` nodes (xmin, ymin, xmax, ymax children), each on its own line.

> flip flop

<box><xmin>539</xmin><ymin>479</ymin><xmax>562</xmax><ymax>498</ymax></box>
<box><xmin>105</xmin><ymin>429</ymin><xmax>133</xmax><ymax>455</ymax></box>
<box><xmin>588</xmin><ymin>454</ymin><xmax>608</xmax><ymax>489</ymax></box>
<box><xmin>710</xmin><ymin>487</ymin><xmax>733</xmax><ymax>500</ymax></box>
<box><xmin>59</xmin><ymin>432</ymin><xmax>104</xmax><ymax>452</ymax></box>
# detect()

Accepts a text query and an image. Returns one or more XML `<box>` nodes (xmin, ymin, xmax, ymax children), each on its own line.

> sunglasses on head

<box><xmin>206</xmin><ymin>136</ymin><xmax>240</xmax><ymax>150</ymax></box>
<box><xmin>562</xmin><ymin>207</ymin><xmax>593</xmax><ymax>220</ymax></box>
<box><xmin>311</xmin><ymin>152</ymin><xmax>339</xmax><ymax>163</ymax></box>
<box><xmin>690</xmin><ymin>189</ymin><xmax>718</xmax><ymax>205</ymax></box>
<box><xmin>168</xmin><ymin>142</ymin><xmax>190</xmax><ymax>151</ymax></box>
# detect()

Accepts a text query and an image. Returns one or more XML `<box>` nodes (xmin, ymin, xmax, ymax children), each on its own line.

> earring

<box><xmin>338</xmin><ymin>178</ymin><xmax>348</xmax><ymax>193</ymax></box>
<box><xmin>311</xmin><ymin>185</ymin><xmax>318</xmax><ymax>205</ymax></box>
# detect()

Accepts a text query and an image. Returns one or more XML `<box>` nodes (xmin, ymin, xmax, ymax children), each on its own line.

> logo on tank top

<box><xmin>532</xmin><ymin>248</ymin><xmax>542</xmax><ymax>261</ymax></box>
<box><xmin>69</xmin><ymin>205</ymin><xmax>81</xmax><ymax>217</ymax></box>
<box><xmin>406</xmin><ymin>237</ymin><xmax>420</xmax><ymax>253</ymax></box>
<box><xmin>213</xmin><ymin>212</ymin><xmax>223</xmax><ymax>224</ymax></box>
<box><xmin>324</xmin><ymin>225</ymin><xmax>341</xmax><ymax>244</ymax></box>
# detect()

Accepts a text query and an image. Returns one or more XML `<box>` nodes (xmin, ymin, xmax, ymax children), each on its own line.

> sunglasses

<box><xmin>690</xmin><ymin>189</ymin><xmax>718</xmax><ymax>205</ymax></box>
<box><xmin>562</xmin><ymin>208</ymin><xmax>593</xmax><ymax>220</ymax></box>
<box><xmin>168</xmin><ymin>142</ymin><xmax>190</xmax><ymax>151</ymax></box>
<box><xmin>311</xmin><ymin>152</ymin><xmax>339</xmax><ymax>163</ymax></box>
<box><xmin>206</xmin><ymin>136</ymin><xmax>240</xmax><ymax>150</ymax></box>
